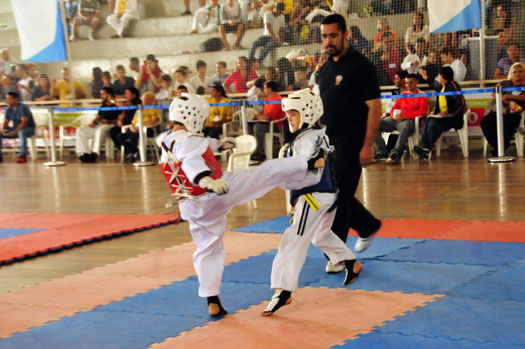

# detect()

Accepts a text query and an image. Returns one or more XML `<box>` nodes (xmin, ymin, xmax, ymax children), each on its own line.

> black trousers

<box><xmin>481</xmin><ymin>111</ymin><xmax>522</xmax><ymax>153</ymax></box>
<box><xmin>330</xmin><ymin>142</ymin><xmax>381</xmax><ymax>243</ymax></box>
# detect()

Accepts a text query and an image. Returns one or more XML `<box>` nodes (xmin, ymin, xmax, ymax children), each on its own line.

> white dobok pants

<box><xmin>75</xmin><ymin>124</ymin><xmax>113</xmax><ymax>155</ymax></box>
<box><xmin>179</xmin><ymin>155</ymin><xmax>307</xmax><ymax>298</ymax></box>
<box><xmin>271</xmin><ymin>192</ymin><xmax>356</xmax><ymax>292</ymax></box>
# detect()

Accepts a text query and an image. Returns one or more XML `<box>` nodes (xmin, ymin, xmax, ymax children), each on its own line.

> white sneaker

<box><xmin>69</xmin><ymin>33</ymin><xmax>75</xmax><ymax>41</ymax></box>
<box><xmin>88</xmin><ymin>33</ymin><xmax>94</xmax><ymax>41</ymax></box>
<box><xmin>325</xmin><ymin>260</ymin><xmax>345</xmax><ymax>273</ymax></box>
<box><xmin>354</xmin><ymin>222</ymin><xmax>381</xmax><ymax>253</ymax></box>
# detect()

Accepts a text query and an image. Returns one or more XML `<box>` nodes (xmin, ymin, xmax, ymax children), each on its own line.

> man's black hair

<box><xmin>321</xmin><ymin>14</ymin><xmax>346</xmax><ymax>33</ymax></box>
<box><xmin>440</xmin><ymin>66</ymin><xmax>455</xmax><ymax>81</ymax></box>
<box><xmin>126</xmin><ymin>86</ymin><xmax>140</xmax><ymax>97</ymax></box>
<box><xmin>265</xmin><ymin>80</ymin><xmax>279</xmax><ymax>92</ymax></box>
<box><xmin>7</xmin><ymin>91</ymin><xmax>19</xmax><ymax>99</ymax></box>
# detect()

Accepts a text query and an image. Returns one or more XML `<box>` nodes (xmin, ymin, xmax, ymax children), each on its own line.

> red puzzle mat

<box><xmin>0</xmin><ymin>212</ymin><xmax>181</xmax><ymax>266</ymax></box>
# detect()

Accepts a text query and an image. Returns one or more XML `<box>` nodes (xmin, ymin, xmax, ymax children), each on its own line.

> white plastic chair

<box><xmin>264</xmin><ymin>116</ymin><xmax>287</xmax><ymax>160</ymax></box>
<box><xmin>222</xmin><ymin>109</ymin><xmax>245</xmax><ymax>138</ymax></box>
<box><xmin>227</xmin><ymin>135</ymin><xmax>257</xmax><ymax>208</ymax></box>
<box><xmin>27</xmin><ymin>111</ymin><xmax>51</xmax><ymax>160</ymax></box>
<box><xmin>482</xmin><ymin>112</ymin><xmax>524</xmax><ymax>157</ymax></box>
<box><xmin>435</xmin><ymin>109</ymin><xmax>470</xmax><ymax>158</ymax></box>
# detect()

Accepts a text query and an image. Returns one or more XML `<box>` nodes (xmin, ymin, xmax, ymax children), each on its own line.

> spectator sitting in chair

<box><xmin>135</xmin><ymin>54</ymin><xmax>161</xmax><ymax>94</ymax></box>
<box><xmin>482</xmin><ymin>62</ymin><xmax>525</xmax><ymax>156</ymax></box>
<box><xmin>414</xmin><ymin>66</ymin><xmax>466</xmax><ymax>160</ymax></box>
<box><xmin>219</xmin><ymin>0</ymin><xmax>245</xmax><ymax>50</ymax></box>
<box><xmin>223</xmin><ymin>56</ymin><xmax>258</xmax><ymax>93</ymax></box>
<box><xmin>248</xmin><ymin>80</ymin><xmax>285</xmax><ymax>162</ymax></box>
<box><xmin>76</xmin><ymin>87</ymin><xmax>120</xmax><ymax>163</ymax></box>
<box><xmin>110</xmin><ymin>86</ymin><xmax>141</xmax><ymax>147</ymax></box>
<box><xmin>494</xmin><ymin>42</ymin><xmax>525</xmax><ymax>80</ymax></box>
<box><xmin>107</xmin><ymin>0</ymin><xmax>138</xmax><ymax>38</ymax></box>
<box><xmin>117</xmin><ymin>91</ymin><xmax>160</xmax><ymax>163</ymax></box>
<box><xmin>0</xmin><ymin>91</ymin><xmax>35</xmax><ymax>163</ymax></box>
<box><xmin>69</xmin><ymin>0</ymin><xmax>100</xmax><ymax>41</ymax></box>
<box><xmin>248</xmin><ymin>2</ymin><xmax>286</xmax><ymax>65</ymax></box>
<box><xmin>155</xmin><ymin>74</ymin><xmax>174</xmax><ymax>101</ymax></box>
<box><xmin>204</xmin><ymin>83</ymin><xmax>233</xmax><ymax>139</ymax></box>
<box><xmin>374</xmin><ymin>74</ymin><xmax>428</xmax><ymax>163</ymax></box>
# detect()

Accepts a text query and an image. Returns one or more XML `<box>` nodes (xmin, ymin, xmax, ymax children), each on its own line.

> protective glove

<box><xmin>198</xmin><ymin>176</ymin><xmax>230</xmax><ymax>195</ymax></box>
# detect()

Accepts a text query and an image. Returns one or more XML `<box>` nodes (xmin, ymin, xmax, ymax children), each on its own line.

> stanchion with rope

<box><xmin>133</xmin><ymin>105</ymin><xmax>155</xmax><ymax>167</ymax></box>
<box><xmin>43</xmin><ymin>108</ymin><xmax>66</xmax><ymax>167</ymax></box>
<box><xmin>488</xmin><ymin>86</ymin><xmax>516</xmax><ymax>163</ymax></box>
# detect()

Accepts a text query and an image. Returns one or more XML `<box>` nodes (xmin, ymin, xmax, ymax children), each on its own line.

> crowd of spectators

<box><xmin>2</xmin><ymin>1</ymin><xmax>525</xmax><ymax>163</ymax></box>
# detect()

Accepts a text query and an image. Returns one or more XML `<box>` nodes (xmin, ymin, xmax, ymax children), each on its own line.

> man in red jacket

<box><xmin>374</xmin><ymin>73</ymin><xmax>428</xmax><ymax>163</ymax></box>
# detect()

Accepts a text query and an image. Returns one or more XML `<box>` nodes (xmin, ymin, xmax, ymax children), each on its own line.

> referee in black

<box><xmin>317</xmin><ymin>14</ymin><xmax>382</xmax><ymax>261</ymax></box>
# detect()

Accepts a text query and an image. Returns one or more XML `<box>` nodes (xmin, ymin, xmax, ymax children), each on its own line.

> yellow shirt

<box><xmin>116</xmin><ymin>0</ymin><xmax>127</xmax><ymax>14</ymax></box>
<box><xmin>438</xmin><ymin>85</ymin><xmax>448</xmax><ymax>114</ymax></box>
<box><xmin>132</xmin><ymin>108</ymin><xmax>160</xmax><ymax>126</ymax></box>
<box><xmin>54</xmin><ymin>80</ymin><xmax>87</xmax><ymax>106</ymax></box>
<box><xmin>205</xmin><ymin>97</ymin><xmax>233</xmax><ymax>127</ymax></box>
<box><xmin>283</xmin><ymin>0</ymin><xmax>294</xmax><ymax>14</ymax></box>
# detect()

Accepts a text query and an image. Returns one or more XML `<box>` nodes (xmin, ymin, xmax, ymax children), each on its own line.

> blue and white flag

<box><xmin>428</xmin><ymin>0</ymin><xmax>482</xmax><ymax>33</ymax></box>
<box><xmin>11</xmin><ymin>0</ymin><xmax>67</xmax><ymax>62</ymax></box>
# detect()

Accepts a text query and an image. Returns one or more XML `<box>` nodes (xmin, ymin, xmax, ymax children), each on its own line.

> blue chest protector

<box><xmin>289</xmin><ymin>154</ymin><xmax>337</xmax><ymax>205</ymax></box>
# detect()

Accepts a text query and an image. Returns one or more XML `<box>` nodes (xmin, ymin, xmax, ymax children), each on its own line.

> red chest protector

<box><xmin>159</xmin><ymin>145</ymin><xmax>223</xmax><ymax>199</ymax></box>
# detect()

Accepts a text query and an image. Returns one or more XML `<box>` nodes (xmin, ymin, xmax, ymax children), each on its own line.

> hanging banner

<box><xmin>428</xmin><ymin>0</ymin><xmax>482</xmax><ymax>33</ymax></box>
<box><xmin>11</xmin><ymin>0</ymin><xmax>67</xmax><ymax>62</ymax></box>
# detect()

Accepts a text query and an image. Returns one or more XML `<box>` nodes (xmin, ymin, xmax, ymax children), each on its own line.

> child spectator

<box><xmin>262</xmin><ymin>89</ymin><xmax>362</xmax><ymax>316</ymax></box>
<box><xmin>247</xmin><ymin>77</ymin><xmax>266</xmax><ymax>113</ymax></box>
<box><xmin>156</xmin><ymin>74</ymin><xmax>174</xmax><ymax>101</ymax></box>
<box><xmin>189</xmin><ymin>60</ymin><xmax>213</xmax><ymax>94</ymax></box>
<box><xmin>158</xmin><ymin>93</ymin><xmax>311</xmax><ymax>316</ymax></box>
<box><xmin>15</xmin><ymin>64</ymin><xmax>34</xmax><ymax>102</ymax></box>
<box><xmin>173</xmin><ymin>68</ymin><xmax>195</xmax><ymax>93</ymax></box>
<box><xmin>211</xmin><ymin>61</ymin><xmax>230</xmax><ymax>85</ymax></box>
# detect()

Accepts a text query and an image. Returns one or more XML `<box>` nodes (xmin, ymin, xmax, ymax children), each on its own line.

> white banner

<box><xmin>11</xmin><ymin>0</ymin><xmax>67</xmax><ymax>62</ymax></box>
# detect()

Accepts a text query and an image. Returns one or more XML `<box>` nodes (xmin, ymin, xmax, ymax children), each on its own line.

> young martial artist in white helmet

<box><xmin>159</xmin><ymin>93</ymin><xmax>315</xmax><ymax>317</ymax></box>
<box><xmin>262</xmin><ymin>89</ymin><xmax>363</xmax><ymax>316</ymax></box>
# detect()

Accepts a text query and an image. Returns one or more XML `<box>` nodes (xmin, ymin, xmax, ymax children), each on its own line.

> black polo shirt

<box><xmin>318</xmin><ymin>47</ymin><xmax>380</xmax><ymax>147</ymax></box>
<box><xmin>99</xmin><ymin>100</ymin><xmax>120</xmax><ymax>122</ymax></box>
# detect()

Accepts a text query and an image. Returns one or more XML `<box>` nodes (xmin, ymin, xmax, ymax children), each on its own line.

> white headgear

<box><xmin>168</xmin><ymin>93</ymin><xmax>210</xmax><ymax>133</ymax></box>
<box><xmin>281</xmin><ymin>88</ymin><xmax>323</xmax><ymax>131</ymax></box>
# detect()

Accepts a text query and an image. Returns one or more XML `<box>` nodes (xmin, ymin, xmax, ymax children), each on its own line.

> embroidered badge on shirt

<box><xmin>335</xmin><ymin>75</ymin><xmax>343</xmax><ymax>85</ymax></box>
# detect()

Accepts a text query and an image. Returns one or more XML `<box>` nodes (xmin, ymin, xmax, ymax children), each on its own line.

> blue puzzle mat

<box><xmin>233</xmin><ymin>215</ymin><xmax>290</xmax><ymax>234</ymax></box>
<box><xmin>1</xmin><ymin>236</ymin><xmax>524</xmax><ymax>348</ymax></box>
<box><xmin>333</xmin><ymin>332</ymin><xmax>523</xmax><ymax>349</ymax></box>
<box><xmin>0</xmin><ymin>227</ymin><xmax>43</xmax><ymax>239</ymax></box>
